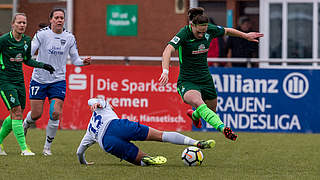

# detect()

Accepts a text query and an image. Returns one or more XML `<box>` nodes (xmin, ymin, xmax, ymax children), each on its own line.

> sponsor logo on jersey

<box><xmin>10</xmin><ymin>53</ymin><xmax>23</xmax><ymax>62</ymax></box>
<box><xmin>48</xmin><ymin>46</ymin><xmax>64</xmax><ymax>55</ymax></box>
<box><xmin>170</xmin><ymin>36</ymin><xmax>180</xmax><ymax>44</ymax></box>
<box><xmin>60</xmin><ymin>39</ymin><xmax>66</xmax><ymax>46</ymax></box>
<box><xmin>192</xmin><ymin>44</ymin><xmax>208</xmax><ymax>54</ymax></box>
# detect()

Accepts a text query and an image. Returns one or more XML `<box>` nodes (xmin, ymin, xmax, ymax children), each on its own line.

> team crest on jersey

<box><xmin>170</xmin><ymin>36</ymin><xmax>180</xmax><ymax>44</ymax></box>
<box><xmin>24</xmin><ymin>42</ymin><xmax>28</xmax><ymax>51</ymax></box>
<box><xmin>60</xmin><ymin>39</ymin><xmax>66</xmax><ymax>46</ymax></box>
<box><xmin>205</xmin><ymin>33</ymin><xmax>210</xmax><ymax>41</ymax></box>
<box><xmin>10</xmin><ymin>96</ymin><xmax>15</xmax><ymax>103</ymax></box>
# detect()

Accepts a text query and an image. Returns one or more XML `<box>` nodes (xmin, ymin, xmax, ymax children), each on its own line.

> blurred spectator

<box><xmin>207</xmin><ymin>18</ymin><xmax>230</xmax><ymax>67</ymax></box>
<box><xmin>0</xmin><ymin>32</ymin><xmax>3</xmax><ymax>36</ymax></box>
<box><xmin>226</xmin><ymin>17</ymin><xmax>259</xmax><ymax>67</ymax></box>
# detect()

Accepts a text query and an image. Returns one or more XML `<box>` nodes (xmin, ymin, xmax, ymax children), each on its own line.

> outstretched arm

<box><xmin>159</xmin><ymin>44</ymin><xmax>175</xmax><ymax>86</ymax></box>
<box><xmin>224</xmin><ymin>28</ymin><xmax>264</xmax><ymax>43</ymax></box>
<box><xmin>69</xmin><ymin>36</ymin><xmax>91</xmax><ymax>66</ymax></box>
<box><xmin>76</xmin><ymin>132</ymin><xmax>95</xmax><ymax>165</ymax></box>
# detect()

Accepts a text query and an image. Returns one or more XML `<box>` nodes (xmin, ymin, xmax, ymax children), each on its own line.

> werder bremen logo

<box><xmin>10</xmin><ymin>53</ymin><xmax>23</xmax><ymax>62</ymax></box>
<box><xmin>24</xmin><ymin>41</ymin><xmax>28</xmax><ymax>51</ymax></box>
<box><xmin>205</xmin><ymin>33</ymin><xmax>209</xmax><ymax>40</ymax></box>
<box><xmin>10</xmin><ymin>96</ymin><xmax>15</xmax><ymax>103</ymax></box>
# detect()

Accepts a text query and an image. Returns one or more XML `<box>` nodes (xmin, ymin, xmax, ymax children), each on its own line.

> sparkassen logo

<box><xmin>68</xmin><ymin>67</ymin><xmax>87</xmax><ymax>90</ymax></box>
<box><xmin>283</xmin><ymin>72</ymin><xmax>309</xmax><ymax>99</ymax></box>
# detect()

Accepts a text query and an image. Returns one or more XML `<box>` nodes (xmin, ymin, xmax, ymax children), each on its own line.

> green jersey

<box><xmin>168</xmin><ymin>24</ymin><xmax>225</xmax><ymax>83</ymax></box>
<box><xmin>0</xmin><ymin>32</ymin><xmax>45</xmax><ymax>83</ymax></box>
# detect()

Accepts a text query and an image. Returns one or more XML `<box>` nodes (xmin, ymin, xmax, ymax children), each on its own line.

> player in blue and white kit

<box><xmin>76</xmin><ymin>97</ymin><xmax>216</xmax><ymax>166</ymax></box>
<box><xmin>23</xmin><ymin>9</ymin><xmax>91</xmax><ymax>156</ymax></box>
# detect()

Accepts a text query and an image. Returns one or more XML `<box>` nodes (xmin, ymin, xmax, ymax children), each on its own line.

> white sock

<box><xmin>25</xmin><ymin>111</ymin><xmax>36</xmax><ymax>123</ymax></box>
<box><xmin>44</xmin><ymin>119</ymin><xmax>59</xmax><ymax>149</ymax></box>
<box><xmin>162</xmin><ymin>132</ymin><xmax>197</xmax><ymax>146</ymax></box>
<box><xmin>140</xmin><ymin>160</ymin><xmax>147</xmax><ymax>166</ymax></box>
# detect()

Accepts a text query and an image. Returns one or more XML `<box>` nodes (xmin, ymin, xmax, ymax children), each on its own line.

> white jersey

<box><xmin>31</xmin><ymin>27</ymin><xmax>84</xmax><ymax>84</ymax></box>
<box><xmin>76</xmin><ymin>98</ymin><xmax>119</xmax><ymax>164</ymax></box>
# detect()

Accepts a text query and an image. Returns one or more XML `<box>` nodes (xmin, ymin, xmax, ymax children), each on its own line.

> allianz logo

<box><xmin>212</xmin><ymin>72</ymin><xmax>309</xmax><ymax>99</ymax></box>
<box><xmin>282</xmin><ymin>72</ymin><xmax>309</xmax><ymax>99</ymax></box>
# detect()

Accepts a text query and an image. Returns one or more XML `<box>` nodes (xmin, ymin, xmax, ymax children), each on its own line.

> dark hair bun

<box><xmin>188</xmin><ymin>7</ymin><xmax>205</xmax><ymax>21</ymax></box>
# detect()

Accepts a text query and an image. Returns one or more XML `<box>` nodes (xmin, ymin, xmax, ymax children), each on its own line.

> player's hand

<box><xmin>246</xmin><ymin>32</ymin><xmax>264</xmax><ymax>43</ymax></box>
<box><xmin>82</xmin><ymin>56</ymin><xmax>92</xmax><ymax>66</ymax></box>
<box><xmin>159</xmin><ymin>72</ymin><xmax>169</xmax><ymax>86</ymax></box>
<box><xmin>43</xmin><ymin>64</ymin><xmax>55</xmax><ymax>74</ymax></box>
<box><xmin>90</xmin><ymin>103</ymin><xmax>102</xmax><ymax>111</ymax></box>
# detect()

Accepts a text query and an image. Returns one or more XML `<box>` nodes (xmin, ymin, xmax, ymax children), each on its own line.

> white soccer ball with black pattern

<box><xmin>181</xmin><ymin>146</ymin><xmax>204</xmax><ymax>166</ymax></box>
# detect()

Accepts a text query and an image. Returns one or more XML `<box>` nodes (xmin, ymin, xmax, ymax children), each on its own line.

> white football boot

<box><xmin>43</xmin><ymin>147</ymin><xmax>52</xmax><ymax>156</ymax></box>
<box><xmin>0</xmin><ymin>144</ymin><xmax>7</xmax><ymax>156</ymax></box>
<box><xmin>21</xmin><ymin>148</ymin><xmax>35</xmax><ymax>156</ymax></box>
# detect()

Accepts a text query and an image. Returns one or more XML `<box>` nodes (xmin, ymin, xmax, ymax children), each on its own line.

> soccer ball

<box><xmin>181</xmin><ymin>147</ymin><xmax>204</xmax><ymax>166</ymax></box>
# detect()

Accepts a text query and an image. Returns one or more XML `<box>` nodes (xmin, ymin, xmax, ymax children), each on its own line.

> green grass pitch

<box><xmin>0</xmin><ymin>129</ymin><xmax>319</xmax><ymax>180</ymax></box>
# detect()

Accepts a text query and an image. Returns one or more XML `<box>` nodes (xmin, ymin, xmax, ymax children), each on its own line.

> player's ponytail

<box><xmin>188</xmin><ymin>7</ymin><xmax>208</xmax><ymax>26</ymax></box>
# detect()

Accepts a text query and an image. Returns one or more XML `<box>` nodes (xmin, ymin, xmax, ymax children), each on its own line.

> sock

<box><xmin>25</xmin><ymin>111</ymin><xmax>36</xmax><ymax>124</ymax></box>
<box><xmin>0</xmin><ymin>116</ymin><xmax>13</xmax><ymax>144</ymax></box>
<box><xmin>196</xmin><ymin>104</ymin><xmax>224</xmax><ymax>132</ymax></box>
<box><xmin>12</xmin><ymin>119</ymin><xmax>27</xmax><ymax>151</ymax></box>
<box><xmin>162</xmin><ymin>132</ymin><xmax>197</xmax><ymax>146</ymax></box>
<box><xmin>141</xmin><ymin>160</ymin><xmax>147</xmax><ymax>166</ymax></box>
<box><xmin>44</xmin><ymin>119</ymin><xmax>59</xmax><ymax>149</ymax></box>
<box><xmin>192</xmin><ymin>109</ymin><xmax>201</xmax><ymax>120</ymax></box>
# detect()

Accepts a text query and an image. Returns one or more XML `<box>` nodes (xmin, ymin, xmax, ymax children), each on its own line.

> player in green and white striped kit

<box><xmin>0</xmin><ymin>13</ymin><xmax>55</xmax><ymax>155</ymax></box>
<box><xmin>159</xmin><ymin>8</ymin><xmax>263</xmax><ymax>141</ymax></box>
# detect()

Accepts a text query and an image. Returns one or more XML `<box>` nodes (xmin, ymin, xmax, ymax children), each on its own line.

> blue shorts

<box><xmin>29</xmin><ymin>80</ymin><xmax>66</xmax><ymax>101</ymax></box>
<box><xmin>102</xmin><ymin>119</ymin><xmax>149</xmax><ymax>164</ymax></box>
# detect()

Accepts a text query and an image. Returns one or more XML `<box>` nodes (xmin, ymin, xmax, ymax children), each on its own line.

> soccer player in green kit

<box><xmin>159</xmin><ymin>7</ymin><xmax>263</xmax><ymax>141</ymax></box>
<box><xmin>0</xmin><ymin>13</ymin><xmax>55</xmax><ymax>155</ymax></box>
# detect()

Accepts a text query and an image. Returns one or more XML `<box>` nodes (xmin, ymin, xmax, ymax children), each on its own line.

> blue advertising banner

<box><xmin>193</xmin><ymin>68</ymin><xmax>320</xmax><ymax>133</ymax></box>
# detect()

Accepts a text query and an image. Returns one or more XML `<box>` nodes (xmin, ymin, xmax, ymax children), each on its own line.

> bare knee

<box><xmin>146</xmin><ymin>127</ymin><xmax>163</xmax><ymax>141</ymax></box>
<box><xmin>10</xmin><ymin>106</ymin><xmax>23</xmax><ymax>119</ymax></box>
<box><xmin>51</xmin><ymin>111</ymin><xmax>62</xmax><ymax>120</ymax></box>
<box><xmin>31</xmin><ymin>111</ymin><xmax>42</xmax><ymax>120</ymax></box>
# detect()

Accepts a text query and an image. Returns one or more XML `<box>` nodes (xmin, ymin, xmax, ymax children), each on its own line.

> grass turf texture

<box><xmin>0</xmin><ymin>130</ymin><xmax>319</xmax><ymax>180</ymax></box>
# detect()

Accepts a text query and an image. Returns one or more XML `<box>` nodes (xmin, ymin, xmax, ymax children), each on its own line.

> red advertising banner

<box><xmin>0</xmin><ymin>65</ymin><xmax>192</xmax><ymax>131</ymax></box>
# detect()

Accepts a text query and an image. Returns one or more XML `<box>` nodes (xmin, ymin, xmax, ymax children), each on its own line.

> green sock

<box><xmin>0</xmin><ymin>116</ymin><xmax>13</xmax><ymax>144</ymax></box>
<box><xmin>196</xmin><ymin>104</ymin><xmax>224</xmax><ymax>131</ymax></box>
<box><xmin>12</xmin><ymin>119</ymin><xmax>27</xmax><ymax>151</ymax></box>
